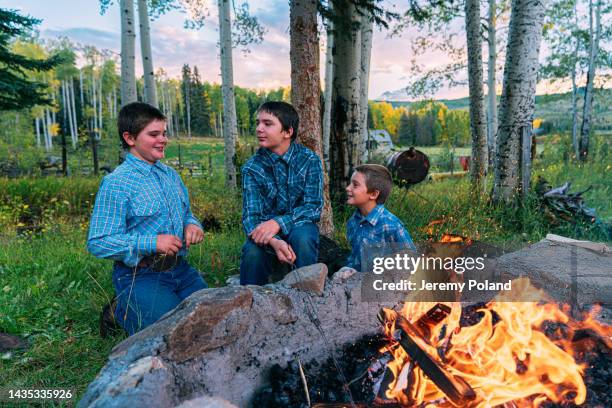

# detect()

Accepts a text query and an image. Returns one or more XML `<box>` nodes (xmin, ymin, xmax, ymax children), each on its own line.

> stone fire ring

<box><xmin>78</xmin><ymin>238</ymin><xmax>611</xmax><ymax>408</ymax></box>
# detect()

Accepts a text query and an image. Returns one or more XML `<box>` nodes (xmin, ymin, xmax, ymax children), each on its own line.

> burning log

<box><xmin>377</xmin><ymin>308</ymin><xmax>476</xmax><ymax>406</ymax></box>
<box><xmin>386</xmin><ymin>147</ymin><xmax>430</xmax><ymax>187</ymax></box>
<box><xmin>393</xmin><ymin>315</ymin><xmax>476</xmax><ymax>405</ymax></box>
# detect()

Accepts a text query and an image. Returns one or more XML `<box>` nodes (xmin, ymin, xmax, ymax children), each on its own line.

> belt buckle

<box><xmin>150</xmin><ymin>254</ymin><xmax>178</xmax><ymax>272</ymax></box>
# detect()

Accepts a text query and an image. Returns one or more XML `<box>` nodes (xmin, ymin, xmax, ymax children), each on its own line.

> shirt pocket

<box><xmin>131</xmin><ymin>199</ymin><xmax>162</xmax><ymax>217</ymax></box>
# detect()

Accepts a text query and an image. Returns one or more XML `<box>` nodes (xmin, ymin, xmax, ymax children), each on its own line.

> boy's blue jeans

<box><xmin>240</xmin><ymin>222</ymin><xmax>319</xmax><ymax>285</ymax></box>
<box><xmin>112</xmin><ymin>258</ymin><xmax>207</xmax><ymax>335</ymax></box>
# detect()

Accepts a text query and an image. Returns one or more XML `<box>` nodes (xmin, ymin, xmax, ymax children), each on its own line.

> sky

<box><xmin>4</xmin><ymin>0</ymin><xmax>573</xmax><ymax>100</ymax></box>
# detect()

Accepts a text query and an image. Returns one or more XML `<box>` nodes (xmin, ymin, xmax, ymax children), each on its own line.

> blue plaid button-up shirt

<box><xmin>346</xmin><ymin>204</ymin><xmax>416</xmax><ymax>271</ymax></box>
<box><xmin>87</xmin><ymin>153</ymin><xmax>202</xmax><ymax>267</ymax></box>
<box><xmin>242</xmin><ymin>142</ymin><xmax>323</xmax><ymax>236</ymax></box>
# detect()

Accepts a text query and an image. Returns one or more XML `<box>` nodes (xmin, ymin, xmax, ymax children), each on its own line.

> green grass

<box><xmin>0</xmin><ymin>136</ymin><xmax>609</xmax><ymax>402</ymax></box>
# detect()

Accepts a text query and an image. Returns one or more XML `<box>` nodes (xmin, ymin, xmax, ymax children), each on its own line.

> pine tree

<box><xmin>189</xmin><ymin>66</ymin><xmax>213</xmax><ymax>136</ymax></box>
<box><xmin>397</xmin><ymin>111</ymin><xmax>412</xmax><ymax>146</ymax></box>
<box><xmin>0</xmin><ymin>8</ymin><xmax>62</xmax><ymax>110</ymax></box>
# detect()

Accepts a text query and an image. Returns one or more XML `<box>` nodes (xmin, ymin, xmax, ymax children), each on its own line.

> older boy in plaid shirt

<box><xmin>345</xmin><ymin>164</ymin><xmax>416</xmax><ymax>271</ymax></box>
<box><xmin>88</xmin><ymin>102</ymin><xmax>207</xmax><ymax>335</ymax></box>
<box><xmin>240</xmin><ymin>101</ymin><xmax>323</xmax><ymax>285</ymax></box>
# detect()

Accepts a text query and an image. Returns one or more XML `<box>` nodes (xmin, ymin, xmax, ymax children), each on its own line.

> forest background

<box><xmin>0</xmin><ymin>0</ymin><xmax>610</xmax><ymax>401</ymax></box>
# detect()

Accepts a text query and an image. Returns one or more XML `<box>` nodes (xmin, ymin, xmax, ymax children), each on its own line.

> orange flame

<box><xmin>380</xmin><ymin>278</ymin><xmax>611</xmax><ymax>407</ymax></box>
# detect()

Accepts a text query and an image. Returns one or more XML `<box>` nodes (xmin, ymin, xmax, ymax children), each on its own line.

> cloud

<box><xmin>43</xmin><ymin>27</ymin><xmax>119</xmax><ymax>51</ymax></box>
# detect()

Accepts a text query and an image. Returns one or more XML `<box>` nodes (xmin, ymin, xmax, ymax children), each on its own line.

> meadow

<box><xmin>0</xmin><ymin>134</ymin><xmax>610</xmax><ymax>401</ymax></box>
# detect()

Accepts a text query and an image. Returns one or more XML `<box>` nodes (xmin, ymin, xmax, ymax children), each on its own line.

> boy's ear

<box><xmin>368</xmin><ymin>189</ymin><xmax>380</xmax><ymax>201</ymax></box>
<box><xmin>284</xmin><ymin>126</ymin><xmax>293</xmax><ymax>139</ymax></box>
<box><xmin>122</xmin><ymin>131</ymin><xmax>136</xmax><ymax>147</ymax></box>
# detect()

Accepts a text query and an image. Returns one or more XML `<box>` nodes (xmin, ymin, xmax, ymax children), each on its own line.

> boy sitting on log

<box><xmin>87</xmin><ymin>102</ymin><xmax>207</xmax><ymax>335</ymax></box>
<box><xmin>344</xmin><ymin>164</ymin><xmax>416</xmax><ymax>271</ymax></box>
<box><xmin>240</xmin><ymin>101</ymin><xmax>323</xmax><ymax>285</ymax></box>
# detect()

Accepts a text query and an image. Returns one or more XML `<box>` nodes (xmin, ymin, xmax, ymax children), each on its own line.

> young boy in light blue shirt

<box><xmin>345</xmin><ymin>164</ymin><xmax>416</xmax><ymax>271</ymax></box>
<box><xmin>88</xmin><ymin>102</ymin><xmax>207</xmax><ymax>335</ymax></box>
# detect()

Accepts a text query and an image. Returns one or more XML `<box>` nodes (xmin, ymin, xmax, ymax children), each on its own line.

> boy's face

<box><xmin>256</xmin><ymin>111</ymin><xmax>292</xmax><ymax>155</ymax></box>
<box><xmin>123</xmin><ymin>119</ymin><xmax>167</xmax><ymax>164</ymax></box>
<box><xmin>346</xmin><ymin>172</ymin><xmax>379</xmax><ymax>207</ymax></box>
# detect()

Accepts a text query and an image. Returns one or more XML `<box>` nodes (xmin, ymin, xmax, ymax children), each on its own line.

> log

<box><xmin>394</xmin><ymin>315</ymin><xmax>476</xmax><ymax>406</ymax></box>
<box><xmin>386</xmin><ymin>147</ymin><xmax>430</xmax><ymax>187</ymax></box>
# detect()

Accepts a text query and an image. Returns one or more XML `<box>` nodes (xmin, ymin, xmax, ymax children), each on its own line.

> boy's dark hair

<box><xmin>118</xmin><ymin>102</ymin><xmax>166</xmax><ymax>149</ymax></box>
<box><xmin>354</xmin><ymin>164</ymin><xmax>393</xmax><ymax>204</ymax></box>
<box><xmin>257</xmin><ymin>101</ymin><xmax>299</xmax><ymax>141</ymax></box>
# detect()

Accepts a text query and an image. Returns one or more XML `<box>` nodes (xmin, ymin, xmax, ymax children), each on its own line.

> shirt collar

<box><xmin>354</xmin><ymin>204</ymin><xmax>385</xmax><ymax>226</ymax></box>
<box><xmin>263</xmin><ymin>142</ymin><xmax>296</xmax><ymax>165</ymax></box>
<box><xmin>125</xmin><ymin>153</ymin><xmax>167</xmax><ymax>174</ymax></box>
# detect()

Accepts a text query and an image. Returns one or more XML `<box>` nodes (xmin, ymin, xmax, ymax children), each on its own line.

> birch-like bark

<box><xmin>290</xmin><ymin>0</ymin><xmax>334</xmax><ymax>236</ymax></box>
<box><xmin>120</xmin><ymin>0</ymin><xmax>137</xmax><ymax>105</ymax></box>
<box><xmin>487</xmin><ymin>0</ymin><xmax>497</xmax><ymax>160</ymax></box>
<box><xmin>579</xmin><ymin>0</ymin><xmax>601</xmax><ymax>161</ymax></box>
<box><xmin>137</xmin><ymin>0</ymin><xmax>157</xmax><ymax>107</ymax></box>
<box><xmin>492</xmin><ymin>0</ymin><xmax>544</xmax><ymax>203</ymax></box>
<box><xmin>98</xmin><ymin>77</ymin><xmax>103</xmax><ymax>132</ymax></box>
<box><xmin>465</xmin><ymin>0</ymin><xmax>488</xmax><ymax>192</ymax></box>
<box><xmin>79</xmin><ymin>69</ymin><xmax>85</xmax><ymax>110</ymax></box>
<box><xmin>218</xmin><ymin>0</ymin><xmax>238</xmax><ymax>188</ymax></box>
<box><xmin>322</xmin><ymin>23</ymin><xmax>334</xmax><ymax>171</ymax></box>
<box><xmin>64</xmin><ymin>80</ymin><xmax>76</xmax><ymax>148</ymax></box>
<box><xmin>571</xmin><ymin>18</ymin><xmax>580</xmax><ymax>160</ymax></box>
<box><xmin>35</xmin><ymin>116</ymin><xmax>41</xmax><ymax>148</ymax></box>
<box><xmin>91</xmin><ymin>73</ymin><xmax>98</xmax><ymax>135</ymax></box>
<box><xmin>69</xmin><ymin>79</ymin><xmax>78</xmax><ymax>146</ymax></box>
<box><xmin>359</xmin><ymin>13</ymin><xmax>373</xmax><ymax>163</ymax></box>
<box><xmin>329</xmin><ymin>1</ymin><xmax>361</xmax><ymax>198</ymax></box>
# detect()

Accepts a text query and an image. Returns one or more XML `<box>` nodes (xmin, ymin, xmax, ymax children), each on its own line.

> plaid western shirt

<box><xmin>242</xmin><ymin>142</ymin><xmax>323</xmax><ymax>236</ymax></box>
<box><xmin>346</xmin><ymin>204</ymin><xmax>416</xmax><ymax>271</ymax></box>
<box><xmin>87</xmin><ymin>153</ymin><xmax>202</xmax><ymax>267</ymax></box>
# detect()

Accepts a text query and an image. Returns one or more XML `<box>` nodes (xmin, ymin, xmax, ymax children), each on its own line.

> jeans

<box><xmin>240</xmin><ymin>222</ymin><xmax>319</xmax><ymax>285</ymax></box>
<box><xmin>112</xmin><ymin>258</ymin><xmax>207</xmax><ymax>335</ymax></box>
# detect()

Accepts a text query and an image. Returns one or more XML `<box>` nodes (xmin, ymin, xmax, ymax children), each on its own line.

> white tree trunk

<box><xmin>98</xmin><ymin>77</ymin><xmax>103</xmax><ymax>132</ymax></box>
<box><xmin>218</xmin><ymin>0</ymin><xmax>238</xmax><ymax>188</ymax></box>
<box><xmin>579</xmin><ymin>0</ymin><xmax>601</xmax><ymax>161</ymax></box>
<box><xmin>79</xmin><ymin>69</ymin><xmax>85</xmax><ymax>109</ymax></box>
<box><xmin>571</xmin><ymin>33</ymin><xmax>580</xmax><ymax>160</ymax></box>
<box><xmin>44</xmin><ymin>108</ymin><xmax>53</xmax><ymax>151</ymax></box>
<box><xmin>329</xmin><ymin>1</ymin><xmax>362</xmax><ymax>197</ymax></box>
<box><xmin>359</xmin><ymin>13</ymin><xmax>373</xmax><ymax>163</ymax></box>
<box><xmin>138</xmin><ymin>0</ymin><xmax>157</xmax><ymax>107</ymax></box>
<box><xmin>120</xmin><ymin>0</ymin><xmax>138</xmax><ymax>105</ymax></box>
<box><xmin>465</xmin><ymin>0</ymin><xmax>488</xmax><ymax>192</ymax></box>
<box><xmin>492</xmin><ymin>0</ymin><xmax>544</xmax><ymax>203</ymax></box>
<box><xmin>487</xmin><ymin>0</ymin><xmax>498</xmax><ymax>160</ymax></box>
<box><xmin>322</xmin><ymin>24</ymin><xmax>334</xmax><ymax>171</ymax></box>
<box><xmin>69</xmin><ymin>79</ymin><xmax>78</xmax><ymax>146</ymax></box>
<box><xmin>92</xmin><ymin>73</ymin><xmax>98</xmax><ymax>134</ymax></box>
<box><xmin>35</xmin><ymin>116</ymin><xmax>41</xmax><ymax>148</ymax></box>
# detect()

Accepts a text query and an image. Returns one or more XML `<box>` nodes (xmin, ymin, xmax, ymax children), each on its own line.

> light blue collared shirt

<box><xmin>87</xmin><ymin>153</ymin><xmax>201</xmax><ymax>267</ymax></box>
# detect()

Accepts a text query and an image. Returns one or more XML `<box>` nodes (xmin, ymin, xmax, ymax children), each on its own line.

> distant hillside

<box><xmin>373</xmin><ymin>88</ymin><xmax>612</xmax><ymax>131</ymax></box>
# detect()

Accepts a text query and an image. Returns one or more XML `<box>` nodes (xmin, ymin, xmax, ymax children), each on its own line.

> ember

<box><xmin>253</xmin><ymin>278</ymin><xmax>611</xmax><ymax>407</ymax></box>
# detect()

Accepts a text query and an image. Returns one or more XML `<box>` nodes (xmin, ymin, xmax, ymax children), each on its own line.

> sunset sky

<box><xmin>5</xmin><ymin>0</ymin><xmax>571</xmax><ymax>100</ymax></box>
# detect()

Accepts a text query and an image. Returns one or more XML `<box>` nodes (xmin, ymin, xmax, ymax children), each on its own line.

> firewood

<box><xmin>394</xmin><ymin>315</ymin><xmax>476</xmax><ymax>406</ymax></box>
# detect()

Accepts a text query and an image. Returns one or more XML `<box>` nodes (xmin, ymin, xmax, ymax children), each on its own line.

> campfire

<box><xmin>373</xmin><ymin>278</ymin><xmax>610</xmax><ymax>407</ymax></box>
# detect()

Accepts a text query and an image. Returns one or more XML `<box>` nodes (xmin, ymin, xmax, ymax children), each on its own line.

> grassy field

<box><xmin>0</xmin><ymin>135</ymin><xmax>610</xmax><ymax>402</ymax></box>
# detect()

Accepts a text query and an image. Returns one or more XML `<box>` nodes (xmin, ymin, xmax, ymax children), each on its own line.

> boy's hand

<box><xmin>156</xmin><ymin>234</ymin><xmax>182</xmax><ymax>256</ymax></box>
<box><xmin>270</xmin><ymin>238</ymin><xmax>296</xmax><ymax>264</ymax></box>
<box><xmin>184</xmin><ymin>224</ymin><xmax>204</xmax><ymax>248</ymax></box>
<box><xmin>250</xmin><ymin>219</ymin><xmax>281</xmax><ymax>245</ymax></box>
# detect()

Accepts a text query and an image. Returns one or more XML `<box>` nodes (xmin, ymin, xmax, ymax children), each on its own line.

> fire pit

<box><xmin>79</xmin><ymin>238</ymin><xmax>611</xmax><ymax>408</ymax></box>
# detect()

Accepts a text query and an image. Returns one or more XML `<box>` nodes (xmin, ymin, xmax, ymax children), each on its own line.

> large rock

<box><xmin>496</xmin><ymin>238</ymin><xmax>611</xmax><ymax>307</ymax></box>
<box><xmin>80</xmin><ymin>272</ymin><xmax>394</xmax><ymax>408</ymax></box>
<box><xmin>279</xmin><ymin>263</ymin><xmax>328</xmax><ymax>296</ymax></box>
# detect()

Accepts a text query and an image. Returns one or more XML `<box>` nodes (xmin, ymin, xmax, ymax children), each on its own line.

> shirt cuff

<box><xmin>185</xmin><ymin>216</ymin><xmax>203</xmax><ymax>230</ymax></box>
<box><xmin>274</xmin><ymin>215</ymin><xmax>292</xmax><ymax>236</ymax></box>
<box><xmin>136</xmin><ymin>235</ymin><xmax>158</xmax><ymax>256</ymax></box>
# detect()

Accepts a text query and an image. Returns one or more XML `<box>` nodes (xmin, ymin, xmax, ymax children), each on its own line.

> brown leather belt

<box><xmin>117</xmin><ymin>255</ymin><xmax>182</xmax><ymax>272</ymax></box>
